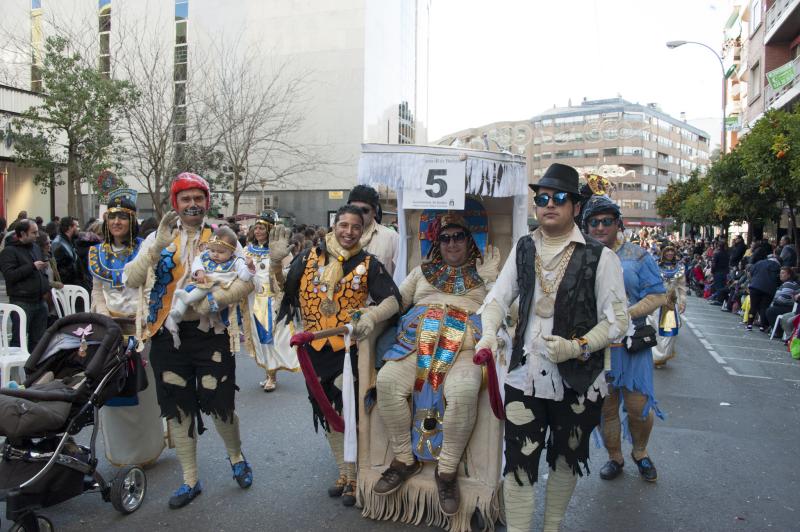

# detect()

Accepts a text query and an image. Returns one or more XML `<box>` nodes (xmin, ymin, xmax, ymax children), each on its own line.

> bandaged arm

<box><xmin>192</xmin><ymin>278</ymin><xmax>255</xmax><ymax>314</ymax></box>
<box><xmin>628</xmin><ymin>293</ymin><xmax>667</xmax><ymax>319</ymax></box>
<box><xmin>123</xmin><ymin>232</ymin><xmax>157</xmax><ymax>289</ymax></box>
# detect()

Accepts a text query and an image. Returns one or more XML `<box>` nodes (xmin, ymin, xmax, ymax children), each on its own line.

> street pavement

<box><xmin>2</xmin><ymin>295</ymin><xmax>799</xmax><ymax>531</ymax></box>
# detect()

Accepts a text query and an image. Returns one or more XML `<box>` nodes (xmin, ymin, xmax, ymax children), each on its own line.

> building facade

<box><xmin>723</xmin><ymin>0</ymin><xmax>800</xmax><ymax>149</ymax></box>
<box><xmin>435</xmin><ymin>98</ymin><xmax>711</xmax><ymax>227</ymax></box>
<box><xmin>1</xmin><ymin>0</ymin><xmax>430</xmax><ymax>226</ymax></box>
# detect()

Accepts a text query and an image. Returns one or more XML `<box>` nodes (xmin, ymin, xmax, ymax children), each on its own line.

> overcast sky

<box><xmin>427</xmin><ymin>0</ymin><xmax>733</xmax><ymax>146</ymax></box>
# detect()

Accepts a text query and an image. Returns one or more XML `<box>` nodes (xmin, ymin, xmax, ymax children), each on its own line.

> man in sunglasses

<box><xmin>477</xmin><ymin>163</ymin><xmax>628</xmax><ymax>531</ymax></box>
<box><xmin>581</xmin><ymin>191</ymin><xmax>666</xmax><ymax>485</ymax></box>
<box><xmin>348</xmin><ymin>185</ymin><xmax>399</xmax><ymax>276</ymax></box>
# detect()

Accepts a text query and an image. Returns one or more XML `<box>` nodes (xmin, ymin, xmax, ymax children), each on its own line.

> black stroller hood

<box><xmin>24</xmin><ymin>313</ymin><xmax>124</xmax><ymax>386</ymax></box>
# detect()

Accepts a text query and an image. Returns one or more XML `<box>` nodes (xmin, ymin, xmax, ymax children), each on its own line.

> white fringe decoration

<box><xmin>357</xmin><ymin>144</ymin><xmax>528</xmax><ymax>199</ymax></box>
<box><xmin>357</xmin><ymin>466</ymin><xmax>501</xmax><ymax>532</ymax></box>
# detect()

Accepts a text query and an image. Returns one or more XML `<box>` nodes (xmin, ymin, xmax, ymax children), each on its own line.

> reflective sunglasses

<box><xmin>588</xmin><ymin>216</ymin><xmax>618</xmax><ymax>228</ymax></box>
<box><xmin>439</xmin><ymin>231</ymin><xmax>467</xmax><ymax>244</ymax></box>
<box><xmin>533</xmin><ymin>191</ymin><xmax>570</xmax><ymax>207</ymax></box>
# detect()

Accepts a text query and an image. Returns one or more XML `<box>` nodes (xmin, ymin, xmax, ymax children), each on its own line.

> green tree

<box><xmin>706</xmin><ymin>147</ymin><xmax>779</xmax><ymax>242</ymax></box>
<box><xmin>737</xmin><ymin>108</ymin><xmax>800</xmax><ymax>246</ymax></box>
<box><xmin>11</xmin><ymin>36</ymin><xmax>136</xmax><ymax>220</ymax></box>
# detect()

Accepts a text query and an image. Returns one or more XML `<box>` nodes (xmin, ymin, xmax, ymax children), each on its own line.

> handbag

<box><xmin>625</xmin><ymin>324</ymin><xmax>658</xmax><ymax>353</ymax></box>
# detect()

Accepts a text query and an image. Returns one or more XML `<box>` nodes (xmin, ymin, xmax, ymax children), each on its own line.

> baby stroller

<box><xmin>0</xmin><ymin>313</ymin><xmax>148</xmax><ymax>531</ymax></box>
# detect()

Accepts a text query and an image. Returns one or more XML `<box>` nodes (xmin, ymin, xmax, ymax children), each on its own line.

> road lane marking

<box><xmin>700</xmin><ymin>343</ymin><xmax>789</xmax><ymax>353</ymax></box>
<box><xmin>723</xmin><ymin>356</ymin><xmax>800</xmax><ymax>366</ymax></box>
<box><xmin>723</xmin><ymin>366</ymin><xmax>771</xmax><ymax>379</ymax></box>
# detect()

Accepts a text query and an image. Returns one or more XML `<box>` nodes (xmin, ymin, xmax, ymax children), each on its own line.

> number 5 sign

<box><xmin>402</xmin><ymin>159</ymin><xmax>466</xmax><ymax>210</ymax></box>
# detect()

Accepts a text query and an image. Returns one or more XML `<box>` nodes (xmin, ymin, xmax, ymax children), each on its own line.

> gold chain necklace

<box><xmin>533</xmin><ymin>242</ymin><xmax>575</xmax><ymax>318</ymax></box>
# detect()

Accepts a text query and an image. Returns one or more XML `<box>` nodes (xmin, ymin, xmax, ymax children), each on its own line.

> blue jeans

<box><xmin>9</xmin><ymin>299</ymin><xmax>49</xmax><ymax>354</ymax></box>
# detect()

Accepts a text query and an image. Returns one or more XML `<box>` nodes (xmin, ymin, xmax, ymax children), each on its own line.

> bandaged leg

<box><xmin>168</xmin><ymin>410</ymin><xmax>198</xmax><ymax>486</ymax></box>
<box><xmin>326</xmin><ymin>429</ymin><xmax>351</xmax><ymax>479</ymax></box>
<box><xmin>601</xmin><ymin>386</ymin><xmax>624</xmax><ymax>463</ymax></box>
<box><xmin>622</xmin><ymin>391</ymin><xmax>654</xmax><ymax>460</ymax></box>
<box><xmin>212</xmin><ymin>412</ymin><xmax>244</xmax><ymax>463</ymax></box>
<box><xmin>376</xmin><ymin>355</ymin><xmax>417</xmax><ymax>465</ymax></box>
<box><xmin>503</xmin><ymin>470</ymin><xmax>536</xmax><ymax>532</ymax></box>
<box><xmin>438</xmin><ymin>352</ymin><xmax>482</xmax><ymax>474</ymax></box>
<box><xmin>543</xmin><ymin>456</ymin><xmax>578</xmax><ymax>532</ymax></box>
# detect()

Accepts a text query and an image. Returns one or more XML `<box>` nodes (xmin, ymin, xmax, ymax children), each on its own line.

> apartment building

<box><xmin>724</xmin><ymin>0</ymin><xmax>800</xmax><ymax>149</ymax></box>
<box><xmin>1</xmin><ymin>0</ymin><xmax>430</xmax><ymax>225</ymax></box>
<box><xmin>435</xmin><ymin>98</ymin><xmax>711</xmax><ymax>227</ymax></box>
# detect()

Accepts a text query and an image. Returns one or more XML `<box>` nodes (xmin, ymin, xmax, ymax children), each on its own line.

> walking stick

<box><xmin>290</xmin><ymin>327</ymin><xmax>351</xmax><ymax>433</ymax></box>
<box><xmin>473</xmin><ymin>348</ymin><xmax>505</xmax><ymax>420</ymax></box>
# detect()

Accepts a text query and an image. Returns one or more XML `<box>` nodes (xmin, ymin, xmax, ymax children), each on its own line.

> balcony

<box><xmin>765</xmin><ymin>0</ymin><xmax>800</xmax><ymax>44</ymax></box>
<box><xmin>766</xmin><ymin>56</ymin><xmax>800</xmax><ymax>110</ymax></box>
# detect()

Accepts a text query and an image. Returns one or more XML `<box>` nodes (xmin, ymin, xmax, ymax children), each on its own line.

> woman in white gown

<box><xmin>244</xmin><ymin>216</ymin><xmax>299</xmax><ymax>391</ymax></box>
<box><xmin>88</xmin><ymin>192</ymin><xmax>165</xmax><ymax>466</ymax></box>
<box><xmin>649</xmin><ymin>245</ymin><xmax>687</xmax><ymax>367</ymax></box>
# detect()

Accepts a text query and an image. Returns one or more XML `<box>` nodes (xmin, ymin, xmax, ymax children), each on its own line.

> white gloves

<box><xmin>542</xmin><ymin>319</ymin><xmax>613</xmax><ymax>363</ymax></box>
<box><xmin>269</xmin><ymin>225</ymin><xmax>292</xmax><ymax>266</ymax></box>
<box><xmin>476</xmin><ymin>299</ymin><xmax>505</xmax><ymax>355</ymax></box>
<box><xmin>153</xmin><ymin>211</ymin><xmax>179</xmax><ymax>255</ymax></box>
<box><xmin>351</xmin><ymin>296</ymin><xmax>400</xmax><ymax>340</ymax></box>
<box><xmin>352</xmin><ymin>312</ymin><xmax>377</xmax><ymax>340</ymax></box>
<box><xmin>542</xmin><ymin>335</ymin><xmax>581</xmax><ymax>363</ymax></box>
<box><xmin>477</xmin><ymin>245</ymin><xmax>502</xmax><ymax>283</ymax></box>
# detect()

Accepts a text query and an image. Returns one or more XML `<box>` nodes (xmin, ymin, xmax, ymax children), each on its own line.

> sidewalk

<box><xmin>681</xmin><ymin>293</ymin><xmax>800</xmax><ymax>383</ymax></box>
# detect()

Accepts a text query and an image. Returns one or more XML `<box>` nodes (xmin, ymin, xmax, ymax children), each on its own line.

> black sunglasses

<box><xmin>357</xmin><ymin>206</ymin><xmax>372</xmax><ymax>215</ymax></box>
<box><xmin>588</xmin><ymin>216</ymin><xmax>618</xmax><ymax>228</ymax></box>
<box><xmin>439</xmin><ymin>231</ymin><xmax>467</xmax><ymax>244</ymax></box>
<box><xmin>533</xmin><ymin>191</ymin><xmax>570</xmax><ymax>207</ymax></box>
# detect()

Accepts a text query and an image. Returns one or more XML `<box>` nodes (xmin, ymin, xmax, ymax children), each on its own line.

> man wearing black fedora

<box><xmin>476</xmin><ymin>163</ymin><xmax>628</xmax><ymax>531</ymax></box>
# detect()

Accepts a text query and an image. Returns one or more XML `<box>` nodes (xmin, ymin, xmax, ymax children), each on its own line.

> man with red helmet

<box><xmin>124</xmin><ymin>172</ymin><xmax>255</xmax><ymax>509</ymax></box>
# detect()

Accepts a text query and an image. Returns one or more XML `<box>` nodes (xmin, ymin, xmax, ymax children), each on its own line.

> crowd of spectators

<box><xmin>634</xmin><ymin>230</ymin><xmax>800</xmax><ymax>359</ymax></box>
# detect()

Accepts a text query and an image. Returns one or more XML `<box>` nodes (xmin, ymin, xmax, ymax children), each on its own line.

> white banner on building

<box><xmin>401</xmin><ymin>159</ymin><xmax>466</xmax><ymax>210</ymax></box>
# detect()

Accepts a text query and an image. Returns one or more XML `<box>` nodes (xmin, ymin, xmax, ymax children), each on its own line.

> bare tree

<box><xmin>201</xmin><ymin>39</ymin><xmax>324</xmax><ymax>215</ymax></box>
<box><xmin>112</xmin><ymin>9</ymin><xmax>224</xmax><ymax>218</ymax></box>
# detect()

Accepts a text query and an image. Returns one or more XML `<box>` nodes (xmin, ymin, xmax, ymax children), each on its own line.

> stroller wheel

<box><xmin>111</xmin><ymin>466</ymin><xmax>147</xmax><ymax>514</ymax></box>
<box><xmin>10</xmin><ymin>515</ymin><xmax>54</xmax><ymax>532</ymax></box>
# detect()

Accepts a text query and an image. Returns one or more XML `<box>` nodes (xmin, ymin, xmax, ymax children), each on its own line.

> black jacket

<box><xmin>52</xmin><ymin>233</ymin><xmax>84</xmax><ymax>286</ymax></box>
<box><xmin>0</xmin><ymin>238</ymin><xmax>49</xmax><ymax>303</ymax></box>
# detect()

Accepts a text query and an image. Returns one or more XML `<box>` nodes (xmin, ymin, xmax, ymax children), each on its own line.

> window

<box><xmin>174</xmin><ymin>83</ymin><xmax>186</xmax><ymax>106</ymax></box>
<box><xmin>100</xmin><ymin>32</ymin><xmax>110</xmax><ymax>55</ymax></box>
<box><xmin>99</xmin><ymin>13</ymin><xmax>111</xmax><ymax>32</ymax></box>
<box><xmin>99</xmin><ymin>55</ymin><xmax>110</xmax><ymax>75</ymax></box>
<box><xmin>750</xmin><ymin>62</ymin><xmax>761</xmax><ymax>99</ymax></box>
<box><xmin>750</xmin><ymin>0</ymin><xmax>762</xmax><ymax>34</ymax></box>
<box><xmin>622</xmin><ymin>146</ymin><xmax>643</xmax><ymax>156</ymax></box>
<box><xmin>603</xmin><ymin>148</ymin><xmax>619</xmax><ymax>157</ymax></box>
<box><xmin>541</xmin><ymin>152</ymin><xmax>552</xmax><ymax>159</ymax></box>
<box><xmin>555</xmin><ymin>149</ymin><xmax>582</xmax><ymax>159</ymax></box>
<box><xmin>584</xmin><ymin>149</ymin><xmax>599</xmax><ymax>158</ymax></box>
<box><xmin>174</xmin><ymin>63</ymin><xmax>187</xmax><ymax>81</ymax></box>
<box><xmin>263</xmin><ymin>195</ymin><xmax>278</xmax><ymax>210</ymax></box>
<box><xmin>175</xmin><ymin>1</ymin><xmax>188</xmax><ymax>21</ymax></box>
<box><xmin>623</xmin><ymin>112</ymin><xmax>644</xmax><ymax>123</ymax></box>
<box><xmin>176</xmin><ymin>21</ymin><xmax>187</xmax><ymax>44</ymax></box>
<box><xmin>175</xmin><ymin>45</ymin><xmax>187</xmax><ymax>63</ymax></box>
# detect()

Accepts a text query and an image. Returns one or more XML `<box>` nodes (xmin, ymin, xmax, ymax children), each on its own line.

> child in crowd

<box><xmin>703</xmin><ymin>273</ymin><xmax>714</xmax><ymax>299</ymax></box>
<box><xmin>166</xmin><ymin>226</ymin><xmax>254</xmax><ymax>347</ymax></box>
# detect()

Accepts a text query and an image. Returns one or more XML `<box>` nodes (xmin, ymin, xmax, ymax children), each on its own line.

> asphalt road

<box><xmin>2</xmin><ymin>294</ymin><xmax>799</xmax><ymax>531</ymax></box>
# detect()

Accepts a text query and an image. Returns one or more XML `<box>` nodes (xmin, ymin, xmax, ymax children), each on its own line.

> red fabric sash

<box><xmin>290</xmin><ymin>331</ymin><xmax>345</xmax><ymax>432</ymax></box>
<box><xmin>473</xmin><ymin>348</ymin><xmax>505</xmax><ymax>420</ymax></box>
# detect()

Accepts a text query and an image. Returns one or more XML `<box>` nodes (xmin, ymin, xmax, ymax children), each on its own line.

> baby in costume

<box><xmin>166</xmin><ymin>226</ymin><xmax>254</xmax><ymax>346</ymax></box>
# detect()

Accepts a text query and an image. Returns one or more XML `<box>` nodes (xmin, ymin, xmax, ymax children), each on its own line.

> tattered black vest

<box><xmin>511</xmin><ymin>234</ymin><xmax>606</xmax><ymax>395</ymax></box>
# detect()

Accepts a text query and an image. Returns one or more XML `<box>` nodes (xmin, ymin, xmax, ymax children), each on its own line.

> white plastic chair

<box><xmin>51</xmin><ymin>285</ymin><xmax>90</xmax><ymax>318</ymax></box>
<box><xmin>770</xmin><ymin>301</ymin><xmax>799</xmax><ymax>340</ymax></box>
<box><xmin>0</xmin><ymin>303</ymin><xmax>30</xmax><ymax>388</ymax></box>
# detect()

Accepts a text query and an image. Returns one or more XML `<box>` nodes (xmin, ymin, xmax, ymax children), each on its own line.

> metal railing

<box><xmin>765</xmin><ymin>55</ymin><xmax>800</xmax><ymax>109</ymax></box>
<box><xmin>766</xmin><ymin>0</ymin><xmax>799</xmax><ymax>34</ymax></box>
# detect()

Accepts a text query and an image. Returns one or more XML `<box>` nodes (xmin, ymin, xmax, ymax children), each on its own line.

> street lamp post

<box><xmin>667</xmin><ymin>40</ymin><xmax>728</xmax><ymax>155</ymax></box>
<box><xmin>259</xmin><ymin>177</ymin><xmax>267</xmax><ymax>214</ymax></box>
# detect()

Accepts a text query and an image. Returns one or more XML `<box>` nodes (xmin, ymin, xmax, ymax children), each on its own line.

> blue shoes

<box><xmin>229</xmin><ymin>456</ymin><xmax>253</xmax><ymax>489</ymax></box>
<box><xmin>169</xmin><ymin>480</ymin><xmax>203</xmax><ymax>509</ymax></box>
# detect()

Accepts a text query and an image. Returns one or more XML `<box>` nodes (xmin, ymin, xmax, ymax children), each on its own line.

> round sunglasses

<box><xmin>533</xmin><ymin>191</ymin><xmax>570</xmax><ymax>207</ymax></box>
<box><xmin>587</xmin><ymin>216</ymin><xmax>618</xmax><ymax>228</ymax></box>
<box><xmin>439</xmin><ymin>231</ymin><xmax>467</xmax><ymax>244</ymax></box>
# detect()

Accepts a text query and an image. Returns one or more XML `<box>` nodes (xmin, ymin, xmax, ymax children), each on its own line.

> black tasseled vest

<box><xmin>511</xmin><ymin>233</ymin><xmax>605</xmax><ymax>395</ymax></box>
